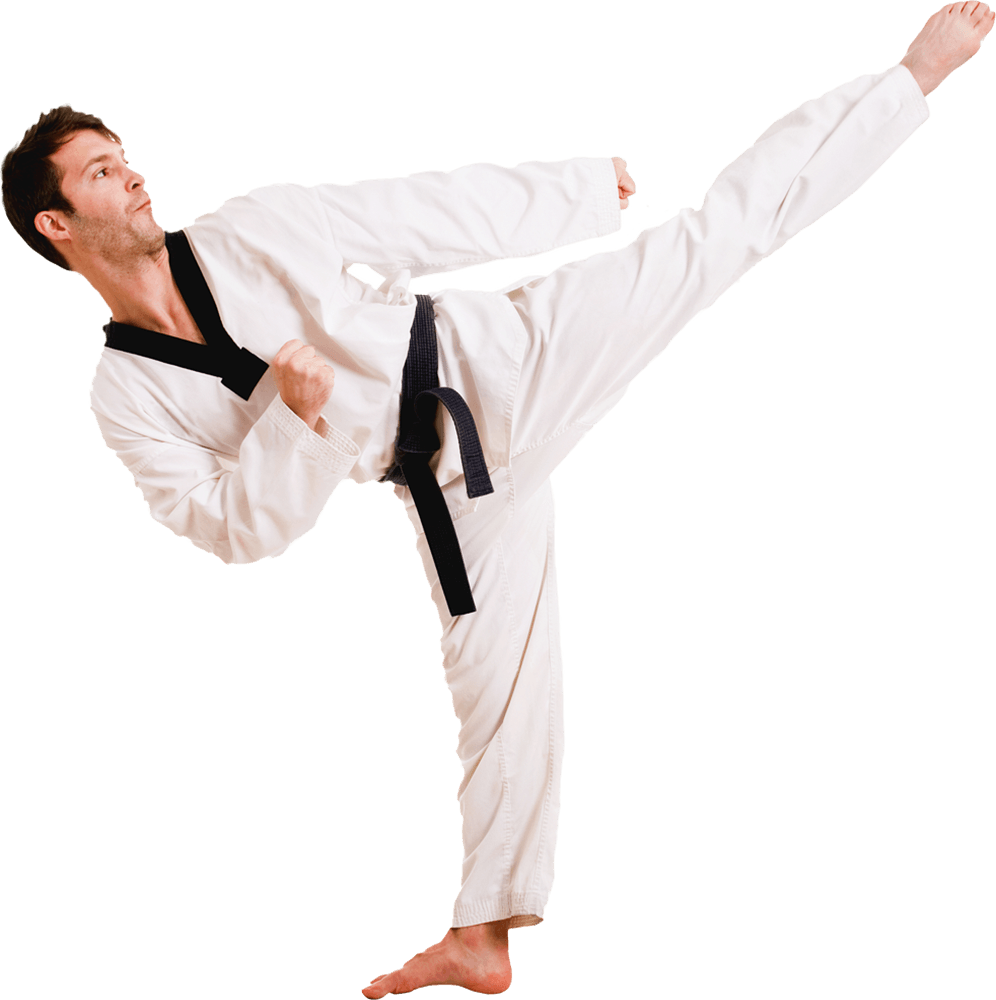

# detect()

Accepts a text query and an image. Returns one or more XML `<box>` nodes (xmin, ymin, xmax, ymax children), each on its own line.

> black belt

<box><xmin>381</xmin><ymin>295</ymin><xmax>493</xmax><ymax>616</ymax></box>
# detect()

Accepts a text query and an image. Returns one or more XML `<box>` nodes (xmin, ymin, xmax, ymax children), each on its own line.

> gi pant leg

<box><xmin>406</xmin><ymin>465</ymin><xmax>567</xmax><ymax>929</ymax></box>
<box><xmin>407</xmin><ymin>64</ymin><xmax>929</xmax><ymax>929</ymax></box>
<box><xmin>505</xmin><ymin>66</ymin><xmax>929</xmax><ymax>454</ymax></box>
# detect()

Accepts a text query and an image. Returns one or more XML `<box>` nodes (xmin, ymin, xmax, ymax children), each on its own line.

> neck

<box><xmin>82</xmin><ymin>240</ymin><xmax>205</xmax><ymax>344</ymax></box>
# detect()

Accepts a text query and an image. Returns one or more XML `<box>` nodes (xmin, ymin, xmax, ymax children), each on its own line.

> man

<box><xmin>3</xmin><ymin>4</ymin><xmax>991</xmax><ymax>995</ymax></box>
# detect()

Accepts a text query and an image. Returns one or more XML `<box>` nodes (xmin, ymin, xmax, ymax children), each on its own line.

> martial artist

<box><xmin>2</xmin><ymin>4</ymin><xmax>991</xmax><ymax>996</ymax></box>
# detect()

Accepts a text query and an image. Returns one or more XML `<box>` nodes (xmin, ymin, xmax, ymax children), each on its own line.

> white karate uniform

<box><xmin>91</xmin><ymin>65</ymin><xmax>929</xmax><ymax>930</ymax></box>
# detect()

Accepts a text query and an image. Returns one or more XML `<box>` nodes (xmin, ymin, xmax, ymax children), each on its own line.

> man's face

<box><xmin>44</xmin><ymin>130</ymin><xmax>164</xmax><ymax>267</ymax></box>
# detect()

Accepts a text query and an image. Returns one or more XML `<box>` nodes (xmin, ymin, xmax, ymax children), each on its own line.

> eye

<box><xmin>93</xmin><ymin>160</ymin><xmax>129</xmax><ymax>177</ymax></box>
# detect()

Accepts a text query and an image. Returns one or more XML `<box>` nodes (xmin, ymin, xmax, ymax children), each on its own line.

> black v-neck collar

<box><xmin>103</xmin><ymin>231</ymin><xmax>268</xmax><ymax>401</ymax></box>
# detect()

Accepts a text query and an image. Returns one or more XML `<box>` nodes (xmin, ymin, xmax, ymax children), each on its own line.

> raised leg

<box><xmin>504</xmin><ymin>63</ymin><xmax>931</xmax><ymax>461</ymax></box>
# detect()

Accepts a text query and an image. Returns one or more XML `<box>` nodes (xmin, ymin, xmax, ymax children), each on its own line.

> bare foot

<box><xmin>361</xmin><ymin>921</ymin><xmax>513</xmax><ymax>998</ymax></box>
<box><xmin>901</xmin><ymin>2</ymin><xmax>995</xmax><ymax>95</ymax></box>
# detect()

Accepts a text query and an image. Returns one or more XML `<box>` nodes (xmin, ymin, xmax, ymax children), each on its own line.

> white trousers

<box><xmin>406</xmin><ymin>65</ymin><xmax>929</xmax><ymax>929</ymax></box>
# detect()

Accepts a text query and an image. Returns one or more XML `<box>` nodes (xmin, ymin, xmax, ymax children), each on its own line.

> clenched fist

<box><xmin>612</xmin><ymin>157</ymin><xmax>636</xmax><ymax>209</ymax></box>
<box><xmin>271</xmin><ymin>339</ymin><xmax>336</xmax><ymax>431</ymax></box>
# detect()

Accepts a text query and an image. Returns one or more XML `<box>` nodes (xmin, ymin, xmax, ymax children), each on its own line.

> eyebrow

<box><xmin>80</xmin><ymin>148</ymin><xmax>127</xmax><ymax>178</ymax></box>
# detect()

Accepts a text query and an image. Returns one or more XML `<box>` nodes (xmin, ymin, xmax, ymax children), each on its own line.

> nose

<box><xmin>127</xmin><ymin>168</ymin><xmax>145</xmax><ymax>191</ymax></box>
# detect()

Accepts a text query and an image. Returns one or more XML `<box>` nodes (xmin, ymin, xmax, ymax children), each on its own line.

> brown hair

<box><xmin>2</xmin><ymin>107</ymin><xmax>121</xmax><ymax>270</ymax></box>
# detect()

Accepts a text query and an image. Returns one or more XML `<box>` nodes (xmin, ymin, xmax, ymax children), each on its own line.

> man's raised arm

<box><xmin>308</xmin><ymin>157</ymin><xmax>630</xmax><ymax>278</ymax></box>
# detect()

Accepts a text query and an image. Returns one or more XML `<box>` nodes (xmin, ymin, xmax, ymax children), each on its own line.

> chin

<box><xmin>144</xmin><ymin>224</ymin><xmax>167</xmax><ymax>258</ymax></box>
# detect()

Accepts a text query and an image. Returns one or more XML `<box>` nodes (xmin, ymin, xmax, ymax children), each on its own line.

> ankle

<box><xmin>900</xmin><ymin>53</ymin><xmax>936</xmax><ymax>96</ymax></box>
<box><xmin>451</xmin><ymin>920</ymin><xmax>511</xmax><ymax>950</ymax></box>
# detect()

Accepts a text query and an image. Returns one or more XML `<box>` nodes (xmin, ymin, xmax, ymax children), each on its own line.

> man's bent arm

<box><xmin>93</xmin><ymin>394</ymin><xmax>358</xmax><ymax>564</ymax></box>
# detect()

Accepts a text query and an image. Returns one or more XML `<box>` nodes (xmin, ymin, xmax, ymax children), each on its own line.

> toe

<box><xmin>363</xmin><ymin>973</ymin><xmax>396</xmax><ymax>998</ymax></box>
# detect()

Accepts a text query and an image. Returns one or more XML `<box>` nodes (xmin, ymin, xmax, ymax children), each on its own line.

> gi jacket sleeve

<box><xmin>313</xmin><ymin>157</ymin><xmax>620</xmax><ymax>277</ymax></box>
<box><xmin>94</xmin><ymin>393</ymin><xmax>359</xmax><ymax>564</ymax></box>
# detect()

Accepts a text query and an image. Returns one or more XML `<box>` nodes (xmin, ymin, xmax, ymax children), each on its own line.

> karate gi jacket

<box><xmin>91</xmin><ymin>159</ymin><xmax>621</xmax><ymax>563</ymax></box>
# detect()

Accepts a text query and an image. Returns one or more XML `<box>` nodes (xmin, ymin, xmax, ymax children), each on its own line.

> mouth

<box><xmin>135</xmin><ymin>198</ymin><xmax>151</xmax><ymax>212</ymax></box>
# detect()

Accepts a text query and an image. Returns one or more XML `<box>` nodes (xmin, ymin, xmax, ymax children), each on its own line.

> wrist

<box><xmin>287</xmin><ymin>403</ymin><xmax>321</xmax><ymax>433</ymax></box>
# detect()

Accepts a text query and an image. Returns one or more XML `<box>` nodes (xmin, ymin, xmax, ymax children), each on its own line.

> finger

<box><xmin>273</xmin><ymin>338</ymin><xmax>305</xmax><ymax>365</ymax></box>
<box><xmin>288</xmin><ymin>345</ymin><xmax>320</xmax><ymax>371</ymax></box>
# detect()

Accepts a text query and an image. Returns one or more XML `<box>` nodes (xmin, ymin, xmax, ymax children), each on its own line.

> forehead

<box><xmin>50</xmin><ymin>130</ymin><xmax>123</xmax><ymax>179</ymax></box>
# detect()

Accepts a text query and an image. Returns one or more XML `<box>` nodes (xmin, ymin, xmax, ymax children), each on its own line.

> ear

<box><xmin>34</xmin><ymin>209</ymin><xmax>72</xmax><ymax>244</ymax></box>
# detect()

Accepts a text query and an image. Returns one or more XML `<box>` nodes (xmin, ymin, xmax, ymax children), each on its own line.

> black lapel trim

<box><xmin>104</xmin><ymin>322</ymin><xmax>223</xmax><ymax>377</ymax></box>
<box><xmin>102</xmin><ymin>231</ymin><xmax>268</xmax><ymax>401</ymax></box>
